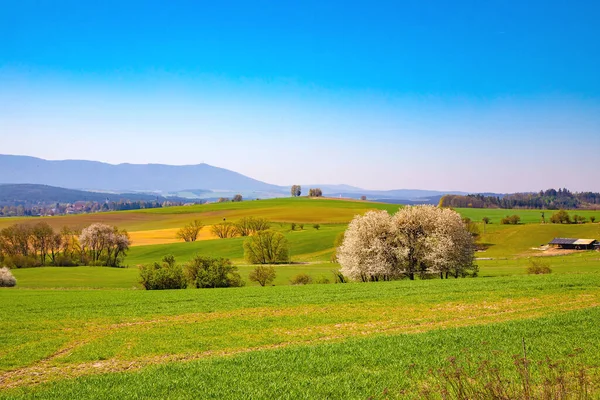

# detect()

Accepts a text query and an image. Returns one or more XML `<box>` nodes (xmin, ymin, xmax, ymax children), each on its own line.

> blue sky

<box><xmin>1</xmin><ymin>0</ymin><xmax>599</xmax><ymax>192</ymax></box>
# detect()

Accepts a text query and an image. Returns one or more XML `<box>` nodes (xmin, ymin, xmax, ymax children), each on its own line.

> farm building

<box><xmin>548</xmin><ymin>238</ymin><xmax>598</xmax><ymax>250</ymax></box>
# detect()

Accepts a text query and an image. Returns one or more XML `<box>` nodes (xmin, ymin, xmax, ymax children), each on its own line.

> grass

<box><xmin>0</xmin><ymin>198</ymin><xmax>400</xmax><ymax>231</ymax></box>
<box><xmin>456</xmin><ymin>207</ymin><xmax>600</xmax><ymax>225</ymax></box>
<box><xmin>1</xmin><ymin>273</ymin><xmax>599</xmax><ymax>398</ymax></box>
<box><xmin>2</xmin><ymin>198</ymin><xmax>600</xmax><ymax>398</ymax></box>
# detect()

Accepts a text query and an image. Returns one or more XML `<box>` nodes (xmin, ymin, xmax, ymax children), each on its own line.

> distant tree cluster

<box><xmin>308</xmin><ymin>188</ymin><xmax>323</xmax><ymax>197</ymax></box>
<box><xmin>0</xmin><ymin>222</ymin><xmax>130</xmax><ymax>268</ymax></box>
<box><xmin>439</xmin><ymin>188</ymin><xmax>600</xmax><ymax>210</ymax></box>
<box><xmin>337</xmin><ymin>206</ymin><xmax>477</xmax><ymax>281</ymax></box>
<box><xmin>232</xmin><ymin>194</ymin><xmax>243</xmax><ymax>202</ymax></box>
<box><xmin>290</xmin><ymin>185</ymin><xmax>302</xmax><ymax>197</ymax></box>
<box><xmin>549</xmin><ymin>209</ymin><xmax>592</xmax><ymax>224</ymax></box>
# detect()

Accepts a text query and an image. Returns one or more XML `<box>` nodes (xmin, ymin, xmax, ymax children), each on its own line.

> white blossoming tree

<box><xmin>338</xmin><ymin>206</ymin><xmax>476</xmax><ymax>281</ymax></box>
<box><xmin>79</xmin><ymin>223</ymin><xmax>130</xmax><ymax>267</ymax></box>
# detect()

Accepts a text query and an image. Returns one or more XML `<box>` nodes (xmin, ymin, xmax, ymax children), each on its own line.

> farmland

<box><xmin>2</xmin><ymin>198</ymin><xmax>600</xmax><ymax>398</ymax></box>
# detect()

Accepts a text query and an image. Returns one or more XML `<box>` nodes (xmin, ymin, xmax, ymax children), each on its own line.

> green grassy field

<box><xmin>456</xmin><ymin>207</ymin><xmax>600</xmax><ymax>225</ymax></box>
<box><xmin>2</xmin><ymin>198</ymin><xmax>600</xmax><ymax>398</ymax></box>
<box><xmin>1</xmin><ymin>274</ymin><xmax>599</xmax><ymax>398</ymax></box>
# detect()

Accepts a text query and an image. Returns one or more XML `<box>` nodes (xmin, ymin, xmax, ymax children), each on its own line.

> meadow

<box><xmin>2</xmin><ymin>198</ymin><xmax>600</xmax><ymax>398</ymax></box>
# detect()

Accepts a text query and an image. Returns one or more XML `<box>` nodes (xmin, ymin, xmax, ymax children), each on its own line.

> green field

<box><xmin>2</xmin><ymin>198</ymin><xmax>600</xmax><ymax>398</ymax></box>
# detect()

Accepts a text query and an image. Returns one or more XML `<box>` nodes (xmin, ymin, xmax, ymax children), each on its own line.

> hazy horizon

<box><xmin>2</xmin><ymin>1</ymin><xmax>599</xmax><ymax>192</ymax></box>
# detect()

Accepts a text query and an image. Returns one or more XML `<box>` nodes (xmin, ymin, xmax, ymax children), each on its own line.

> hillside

<box><xmin>0</xmin><ymin>184</ymin><xmax>178</xmax><ymax>206</ymax></box>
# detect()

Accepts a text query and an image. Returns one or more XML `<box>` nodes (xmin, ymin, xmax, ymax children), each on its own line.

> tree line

<box><xmin>439</xmin><ymin>188</ymin><xmax>600</xmax><ymax>210</ymax></box>
<box><xmin>0</xmin><ymin>222</ymin><xmax>130</xmax><ymax>268</ymax></box>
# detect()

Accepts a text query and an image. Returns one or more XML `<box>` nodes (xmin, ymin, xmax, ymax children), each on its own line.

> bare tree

<box><xmin>176</xmin><ymin>220</ymin><xmax>204</xmax><ymax>242</ymax></box>
<box><xmin>235</xmin><ymin>217</ymin><xmax>270</xmax><ymax>237</ymax></box>
<box><xmin>211</xmin><ymin>222</ymin><xmax>237</xmax><ymax>239</ymax></box>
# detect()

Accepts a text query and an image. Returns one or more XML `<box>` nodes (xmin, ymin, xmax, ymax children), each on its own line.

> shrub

<box><xmin>290</xmin><ymin>273</ymin><xmax>312</xmax><ymax>285</ymax></box>
<box><xmin>550</xmin><ymin>209</ymin><xmax>571</xmax><ymax>224</ymax></box>
<box><xmin>139</xmin><ymin>255</ymin><xmax>187</xmax><ymax>290</ymax></box>
<box><xmin>591</xmin><ymin>216</ymin><xmax>596</xmax><ymax>223</ymax></box>
<box><xmin>314</xmin><ymin>275</ymin><xmax>330</xmax><ymax>284</ymax></box>
<box><xmin>290</xmin><ymin>223</ymin><xmax>296</xmax><ymax>231</ymax></box>
<box><xmin>52</xmin><ymin>254</ymin><xmax>79</xmax><ymax>267</ymax></box>
<box><xmin>248</xmin><ymin>265</ymin><xmax>276</xmax><ymax>286</ymax></box>
<box><xmin>313</xmin><ymin>224</ymin><xmax>320</xmax><ymax>230</ymax></box>
<box><xmin>2</xmin><ymin>255</ymin><xmax>41</xmax><ymax>269</ymax></box>
<box><xmin>501</xmin><ymin>215</ymin><xmax>521</xmax><ymax>225</ymax></box>
<box><xmin>526</xmin><ymin>258</ymin><xmax>552</xmax><ymax>275</ymax></box>
<box><xmin>176</xmin><ymin>220</ymin><xmax>204</xmax><ymax>242</ymax></box>
<box><xmin>184</xmin><ymin>256</ymin><xmax>244</xmax><ymax>288</ymax></box>
<box><xmin>244</xmin><ymin>230</ymin><xmax>290</xmax><ymax>264</ymax></box>
<box><xmin>0</xmin><ymin>267</ymin><xmax>16</xmax><ymax>287</ymax></box>
<box><xmin>298</xmin><ymin>223</ymin><xmax>304</xmax><ymax>230</ymax></box>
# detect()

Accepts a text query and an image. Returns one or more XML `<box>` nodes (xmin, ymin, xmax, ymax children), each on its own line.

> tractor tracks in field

<box><xmin>1</xmin><ymin>293</ymin><xmax>599</xmax><ymax>390</ymax></box>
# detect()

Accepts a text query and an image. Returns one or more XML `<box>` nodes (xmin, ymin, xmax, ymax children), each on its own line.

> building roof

<box><xmin>549</xmin><ymin>238</ymin><xmax>597</xmax><ymax>245</ymax></box>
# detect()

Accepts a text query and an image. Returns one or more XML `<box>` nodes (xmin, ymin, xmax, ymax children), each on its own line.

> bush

<box><xmin>526</xmin><ymin>259</ymin><xmax>552</xmax><ymax>275</ymax></box>
<box><xmin>0</xmin><ymin>267</ymin><xmax>16</xmax><ymax>287</ymax></box>
<box><xmin>2</xmin><ymin>255</ymin><xmax>41</xmax><ymax>269</ymax></box>
<box><xmin>314</xmin><ymin>275</ymin><xmax>330</xmax><ymax>284</ymax></box>
<box><xmin>139</xmin><ymin>255</ymin><xmax>187</xmax><ymax>290</ymax></box>
<box><xmin>185</xmin><ymin>256</ymin><xmax>244</xmax><ymax>288</ymax></box>
<box><xmin>52</xmin><ymin>254</ymin><xmax>79</xmax><ymax>267</ymax></box>
<box><xmin>290</xmin><ymin>273</ymin><xmax>312</xmax><ymax>285</ymax></box>
<box><xmin>591</xmin><ymin>216</ymin><xmax>596</xmax><ymax>223</ymax></box>
<box><xmin>290</xmin><ymin>223</ymin><xmax>296</xmax><ymax>231</ymax></box>
<box><xmin>313</xmin><ymin>224</ymin><xmax>320</xmax><ymax>230</ymax></box>
<box><xmin>550</xmin><ymin>209</ymin><xmax>571</xmax><ymax>224</ymax></box>
<box><xmin>248</xmin><ymin>265</ymin><xmax>276</xmax><ymax>286</ymax></box>
<box><xmin>298</xmin><ymin>223</ymin><xmax>304</xmax><ymax>230</ymax></box>
<box><xmin>500</xmin><ymin>215</ymin><xmax>521</xmax><ymax>225</ymax></box>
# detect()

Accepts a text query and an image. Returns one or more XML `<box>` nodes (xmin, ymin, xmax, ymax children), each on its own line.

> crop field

<box><xmin>2</xmin><ymin>198</ymin><xmax>600</xmax><ymax>398</ymax></box>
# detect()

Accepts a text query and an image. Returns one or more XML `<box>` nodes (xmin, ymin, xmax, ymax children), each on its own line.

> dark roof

<box><xmin>549</xmin><ymin>238</ymin><xmax>598</xmax><ymax>245</ymax></box>
<box><xmin>549</xmin><ymin>238</ymin><xmax>578</xmax><ymax>245</ymax></box>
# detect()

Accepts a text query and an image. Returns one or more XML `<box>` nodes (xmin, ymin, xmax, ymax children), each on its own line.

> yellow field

<box><xmin>128</xmin><ymin>227</ymin><xmax>218</xmax><ymax>246</ymax></box>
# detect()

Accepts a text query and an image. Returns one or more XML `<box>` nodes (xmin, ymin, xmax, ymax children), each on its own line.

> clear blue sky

<box><xmin>1</xmin><ymin>0</ymin><xmax>599</xmax><ymax>192</ymax></box>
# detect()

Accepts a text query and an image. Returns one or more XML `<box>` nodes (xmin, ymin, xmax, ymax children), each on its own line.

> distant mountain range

<box><xmin>0</xmin><ymin>154</ymin><xmax>472</xmax><ymax>203</ymax></box>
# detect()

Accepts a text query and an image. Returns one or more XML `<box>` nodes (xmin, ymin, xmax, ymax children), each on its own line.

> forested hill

<box><xmin>0</xmin><ymin>184</ymin><xmax>173</xmax><ymax>205</ymax></box>
<box><xmin>440</xmin><ymin>189</ymin><xmax>600</xmax><ymax>209</ymax></box>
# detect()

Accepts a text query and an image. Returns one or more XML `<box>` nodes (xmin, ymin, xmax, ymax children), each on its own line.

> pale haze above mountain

<box><xmin>0</xmin><ymin>154</ymin><xmax>467</xmax><ymax>201</ymax></box>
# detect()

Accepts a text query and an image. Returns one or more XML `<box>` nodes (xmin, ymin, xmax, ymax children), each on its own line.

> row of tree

<box><xmin>439</xmin><ymin>188</ymin><xmax>600</xmax><ymax>210</ymax></box>
<box><xmin>0</xmin><ymin>200</ymin><xmax>173</xmax><ymax>217</ymax></box>
<box><xmin>0</xmin><ymin>222</ymin><xmax>130</xmax><ymax>268</ymax></box>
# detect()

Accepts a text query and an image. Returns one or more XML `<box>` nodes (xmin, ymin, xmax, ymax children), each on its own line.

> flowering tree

<box><xmin>79</xmin><ymin>223</ymin><xmax>130</xmax><ymax>267</ymax></box>
<box><xmin>338</xmin><ymin>206</ymin><xmax>476</xmax><ymax>281</ymax></box>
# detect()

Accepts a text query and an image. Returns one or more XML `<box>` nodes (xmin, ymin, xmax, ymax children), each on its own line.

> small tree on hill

<box><xmin>249</xmin><ymin>265</ymin><xmax>276</xmax><ymax>286</ymax></box>
<box><xmin>291</xmin><ymin>185</ymin><xmax>302</xmax><ymax>197</ymax></box>
<box><xmin>176</xmin><ymin>220</ymin><xmax>204</xmax><ymax>242</ymax></box>
<box><xmin>211</xmin><ymin>222</ymin><xmax>237</xmax><ymax>238</ymax></box>
<box><xmin>308</xmin><ymin>188</ymin><xmax>323</xmax><ymax>197</ymax></box>
<box><xmin>232</xmin><ymin>194</ymin><xmax>243</xmax><ymax>202</ymax></box>
<box><xmin>244</xmin><ymin>230</ymin><xmax>290</xmax><ymax>264</ymax></box>
<box><xmin>234</xmin><ymin>217</ymin><xmax>270</xmax><ymax>236</ymax></box>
